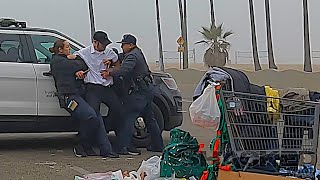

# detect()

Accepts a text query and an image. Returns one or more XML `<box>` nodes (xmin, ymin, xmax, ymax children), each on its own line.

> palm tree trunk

<box><xmin>265</xmin><ymin>0</ymin><xmax>278</xmax><ymax>69</ymax></box>
<box><xmin>209</xmin><ymin>0</ymin><xmax>216</xmax><ymax>27</ymax></box>
<box><xmin>303</xmin><ymin>0</ymin><xmax>312</xmax><ymax>72</ymax></box>
<box><xmin>88</xmin><ymin>0</ymin><xmax>96</xmax><ymax>41</ymax></box>
<box><xmin>155</xmin><ymin>0</ymin><xmax>164</xmax><ymax>72</ymax></box>
<box><xmin>178</xmin><ymin>0</ymin><xmax>184</xmax><ymax>36</ymax></box>
<box><xmin>178</xmin><ymin>0</ymin><xmax>188</xmax><ymax>69</ymax></box>
<box><xmin>248</xmin><ymin>0</ymin><xmax>262</xmax><ymax>71</ymax></box>
<box><xmin>183</xmin><ymin>0</ymin><xmax>189</xmax><ymax>69</ymax></box>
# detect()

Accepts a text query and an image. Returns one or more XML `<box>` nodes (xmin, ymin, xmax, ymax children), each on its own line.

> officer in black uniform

<box><xmin>50</xmin><ymin>39</ymin><xmax>119</xmax><ymax>158</ymax></box>
<box><xmin>101</xmin><ymin>34</ymin><xmax>164</xmax><ymax>154</ymax></box>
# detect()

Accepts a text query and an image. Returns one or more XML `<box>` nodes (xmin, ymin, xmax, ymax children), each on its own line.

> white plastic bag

<box><xmin>189</xmin><ymin>84</ymin><xmax>220</xmax><ymax>129</ymax></box>
<box><xmin>123</xmin><ymin>171</ymin><xmax>141</xmax><ymax>180</ymax></box>
<box><xmin>137</xmin><ymin>156</ymin><xmax>161</xmax><ymax>180</ymax></box>
<box><xmin>75</xmin><ymin>170</ymin><xmax>141</xmax><ymax>180</ymax></box>
<box><xmin>75</xmin><ymin>172</ymin><xmax>116</xmax><ymax>180</ymax></box>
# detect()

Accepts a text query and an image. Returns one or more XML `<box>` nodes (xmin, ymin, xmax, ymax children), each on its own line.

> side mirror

<box><xmin>38</xmin><ymin>58</ymin><xmax>48</xmax><ymax>64</ymax></box>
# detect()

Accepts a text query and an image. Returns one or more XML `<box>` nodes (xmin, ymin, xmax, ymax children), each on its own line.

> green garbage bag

<box><xmin>160</xmin><ymin>128</ymin><xmax>208</xmax><ymax>179</ymax></box>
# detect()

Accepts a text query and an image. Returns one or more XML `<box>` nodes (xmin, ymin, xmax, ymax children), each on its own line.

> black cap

<box><xmin>93</xmin><ymin>31</ymin><xmax>112</xmax><ymax>46</ymax></box>
<box><xmin>117</xmin><ymin>34</ymin><xmax>137</xmax><ymax>45</ymax></box>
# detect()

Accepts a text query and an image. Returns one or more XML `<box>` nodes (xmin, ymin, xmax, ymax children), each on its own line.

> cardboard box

<box><xmin>218</xmin><ymin>170</ymin><xmax>302</xmax><ymax>180</ymax></box>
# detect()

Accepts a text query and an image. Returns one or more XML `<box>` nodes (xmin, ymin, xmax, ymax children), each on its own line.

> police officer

<box><xmin>50</xmin><ymin>39</ymin><xmax>119</xmax><ymax>158</ymax></box>
<box><xmin>101</xmin><ymin>34</ymin><xmax>164</xmax><ymax>154</ymax></box>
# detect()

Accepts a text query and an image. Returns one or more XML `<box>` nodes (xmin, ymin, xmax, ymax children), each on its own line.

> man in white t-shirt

<box><xmin>74</xmin><ymin>31</ymin><xmax>128</xmax><ymax>156</ymax></box>
<box><xmin>75</xmin><ymin>31</ymin><xmax>119</xmax><ymax>87</ymax></box>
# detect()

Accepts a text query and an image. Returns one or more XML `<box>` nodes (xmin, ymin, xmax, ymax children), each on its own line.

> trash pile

<box><xmin>74</xmin><ymin>129</ymin><xmax>206</xmax><ymax>180</ymax></box>
<box><xmin>75</xmin><ymin>67</ymin><xmax>320</xmax><ymax>180</ymax></box>
<box><xmin>189</xmin><ymin>67</ymin><xmax>320</xmax><ymax>180</ymax></box>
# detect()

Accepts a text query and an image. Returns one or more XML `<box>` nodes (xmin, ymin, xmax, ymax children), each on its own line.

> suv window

<box><xmin>30</xmin><ymin>35</ymin><xmax>77</xmax><ymax>64</ymax></box>
<box><xmin>0</xmin><ymin>34</ymin><xmax>24</xmax><ymax>63</ymax></box>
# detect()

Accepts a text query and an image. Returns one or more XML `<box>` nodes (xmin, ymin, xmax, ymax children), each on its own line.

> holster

<box><xmin>57</xmin><ymin>93</ymin><xmax>68</xmax><ymax>108</ymax></box>
<box><xmin>128</xmin><ymin>74</ymin><xmax>153</xmax><ymax>94</ymax></box>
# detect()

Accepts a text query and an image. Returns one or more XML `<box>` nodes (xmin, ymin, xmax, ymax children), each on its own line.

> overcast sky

<box><xmin>1</xmin><ymin>0</ymin><xmax>319</xmax><ymax>64</ymax></box>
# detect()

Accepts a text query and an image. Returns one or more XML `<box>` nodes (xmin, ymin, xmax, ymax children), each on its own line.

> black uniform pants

<box><xmin>118</xmin><ymin>85</ymin><xmax>164</xmax><ymax>150</ymax></box>
<box><xmin>65</xmin><ymin>94</ymin><xmax>112</xmax><ymax>155</ymax></box>
<box><xmin>85</xmin><ymin>83</ymin><xmax>124</xmax><ymax>135</ymax></box>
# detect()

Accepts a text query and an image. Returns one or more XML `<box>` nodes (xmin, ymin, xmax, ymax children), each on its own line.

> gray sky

<box><xmin>1</xmin><ymin>0</ymin><xmax>320</xmax><ymax>64</ymax></box>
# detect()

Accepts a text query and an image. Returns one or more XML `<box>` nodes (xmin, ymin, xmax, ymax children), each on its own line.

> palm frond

<box><xmin>223</xmin><ymin>31</ymin><xmax>233</xmax><ymax>39</ymax></box>
<box><xmin>219</xmin><ymin>40</ymin><xmax>231</xmax><ymax>46</ymax></box>
<box><xmin>199</xmin><ymin>31</ymin><xmax>213</xmax><ymax>40</ymax></box>
<box><xmin>200</xmin><ymin>27</ymin><xmax>215</xmax><ymax>40</ymax></box>
<box><xmin>202</xmin><ymin>27</ymin><xmax>211</xmax><ymax>34</ymax></box>
<box><xmin>215</xmin><ymin>24</ymin><xmax>223</xmax><ymax>38</ymax></box>
<box><xmin>198</xmin><ymin>23</ymin><xmax>233</xmax><ymax>48</ymax></box>
<box><xmin>195</xmin><ymin>40</ymin><xmax>211</xmax><ymax>45</ymax></box>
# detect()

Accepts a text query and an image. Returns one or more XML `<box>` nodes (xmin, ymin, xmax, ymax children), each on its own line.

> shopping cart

<box><xmin>220</xmin><ymin>90</ymin><xmax>320</xmax><ymax>177</ymax></box>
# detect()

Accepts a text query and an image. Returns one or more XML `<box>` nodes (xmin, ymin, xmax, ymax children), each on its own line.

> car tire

<box><xmin>132</xmin><ymin>102</ymin><xmax>164</xmax><ymax>147</ymax></box>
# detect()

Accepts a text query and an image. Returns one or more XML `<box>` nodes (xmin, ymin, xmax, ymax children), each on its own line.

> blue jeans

<box><xmin>66</xmin><ymin>95</ymin><xmax>112</xmax><ymax>155</ymax></box>
<box><xmin>118</xmin><ymin>85</ymin><xmax>164</xmax><ymax>150</ymax></box>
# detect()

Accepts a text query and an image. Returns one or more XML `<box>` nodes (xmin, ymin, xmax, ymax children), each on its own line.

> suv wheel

<box><xmin>132</xmin><ymin>102</ymin><xmax>164</xmax><ymax>147</ymax></box>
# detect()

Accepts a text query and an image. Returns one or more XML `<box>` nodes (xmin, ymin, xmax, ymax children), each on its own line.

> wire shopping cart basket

<box><xmin>220</xmin><ymin>90</ymin><xmax>320</xmax><ymax>177</ymax></box>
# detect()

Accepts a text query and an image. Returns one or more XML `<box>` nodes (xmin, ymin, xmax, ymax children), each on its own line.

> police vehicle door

<box><xmin>25</xmin><ymin>33</ymin><xmax>80</xmax><ymax>116</ymax></box>
<box><xmin>0</xmin><ymin>32</ymin><xmax>37</xmax><ymax>116</ymax></box>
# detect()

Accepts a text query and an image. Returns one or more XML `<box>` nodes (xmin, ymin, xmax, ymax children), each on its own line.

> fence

<box><xmin>313</xmin><ymin>50</ymin><xmax>320</xmax><ymax>59</ymax></box>
<box><xmin>234</xmin><ymin>50</ymin><xmax>320</xmax><ymax>64</ymax></box>
<box><xmin>155</xmin><ymin>49</ymin><xmax>196</xmax><ymax>69</ymax></box>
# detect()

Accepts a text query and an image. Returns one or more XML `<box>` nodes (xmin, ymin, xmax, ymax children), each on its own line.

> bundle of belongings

<box><xmin>192</xmin><ymin>67</ymin><xmax>320</xmax><ymax>180</ymax></box>
<box><xmin>160</xmin><ymin>128</ymin><xmax>208</xmax><ymax>179</ymax></box>
<box><xmin>193</xmin><ymin>67</ymin><xmax>266</xmax><ymax>101</ymax></box>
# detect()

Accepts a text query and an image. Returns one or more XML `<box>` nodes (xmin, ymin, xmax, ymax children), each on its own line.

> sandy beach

<box><xmin>149</xmin><ymin>63</ymin><xmax>320</xmax><ymax>100</ymax></box>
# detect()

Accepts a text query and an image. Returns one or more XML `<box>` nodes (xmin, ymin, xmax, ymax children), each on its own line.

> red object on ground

<box><xmin>219</xmin><ymin>165</ymin><xmax>232</xmax><ymax>171</ymax></box>
<box><xmin>198</xmin><ymin>143</ymin><xmax>205</xmax><ymax>153</ymax></box>
<box><xmin>200</xmin><ymin>170</ymin><xmax>209</xmax><ymax>180</ymax></box>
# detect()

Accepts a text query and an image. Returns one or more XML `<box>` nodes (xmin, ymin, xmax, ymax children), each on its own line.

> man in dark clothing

<box><xmin>50</xmin><ymin>39</ymin><xmax>119</xmax><ymax>158</ymax></box>
<box><xmin>101</xmin><ymin>34</ymin><xmax>164</xmax><ymax>154</ymax></box>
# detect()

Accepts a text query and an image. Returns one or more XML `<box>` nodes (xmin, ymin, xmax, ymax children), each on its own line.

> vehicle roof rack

<box><xmin>0</xmin><ymin>18</ymin><xmax>26</xmax><ymax>28</ymax></box>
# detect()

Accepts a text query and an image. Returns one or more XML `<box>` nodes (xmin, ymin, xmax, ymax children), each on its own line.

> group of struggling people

<box><xmin>49</xmin><ymin>31</ymin><xmax>164</xmax><ymax>159</ymax></box>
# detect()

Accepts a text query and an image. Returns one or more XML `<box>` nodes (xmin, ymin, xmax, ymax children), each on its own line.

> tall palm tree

<box><xmin>209</xmin><ymin>0</ymin><xmax>216</xmax><ymax>27</ymax></box>
<box><xmin>265</xmin><ymin>0</ymin><xmax>278</xmax><ymax>69</ymax></box>
<box><xmin>178</xmin><ymin>0</ymin><xmax>184</xmax><ymax>36</ymax></box>
<box><xmin>183</xmin><ymin>0</ymin><xmax>188</xmax><ymax>69</ymax></box>
<box><xmin>303</xmin><ymin>0</ymin><xmax>312</xmax><ymax>72</ymax></box>
<box><xmin>88</xmin><ymin>0</ymin><xmax>95</xmax><ymax>41</ymax></box>
<box><xmin>177</xmin><ymin>0</ymin><xmax>188</xmax><ymax>69</ymax></box>
<box><xmin>248</xmin><ymin>0</ymin><xmax>262</xmax><ymax>71</ymax></box>
<box><xmin>155</xmin><ymin>0</ymin><xmax>164</xmax><ymax>72</ymax></box>
<box><xmin>178</xmin><ymin>0</ymin><xmax>184</xmax><ymax>69</ymax></box>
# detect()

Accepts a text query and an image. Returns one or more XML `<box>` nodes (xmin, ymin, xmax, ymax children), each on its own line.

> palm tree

<box><xmin>177</xmin><ymin>0</ymin><xmax>188</xmax><ymax>69</ymax></box>
<box><xmin>196</xmin><ymin>24</ymin><xmax>233</xmax><ymax>67</ymax></box>
<box><xmin>303</xmin><ymin>0</ymin><xmax>312</xmax><ymax>72</ymax></box>
<box><xmin>209</xmin><ymin>0</ymin><xmax>216</xmax><ymax>27</ymax></box>
<box><xmin>183</xmin><ymin>0</ymin><xmax>189</xmax><ymax>69</ymax></box>
<box><xmin>155</xmin><ymin>0</ymin><xmax>164</xmax><ymax>72</ymax></box>
<box><xmin>248</xmin><ymin>0</ymin><xmax>262</xmax><ymax>71</ymax></box>
<box><xmin>265</xmin><ymin>0</ymin><xmax>278</xmax><ymax>69</ymax></box>
<box><xmin>178</xmin><ymin>0</ymin><xmax>184</xmax><ymax>37</ymax></box>
<box><xmin>88</xmin><ymin>0</ymin><xmax>96</xmax><ymax>41</ymax></box>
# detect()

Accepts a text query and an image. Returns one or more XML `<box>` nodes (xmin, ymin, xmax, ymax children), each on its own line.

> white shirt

<box><xmin>75</xmin><ymin>45</ymin><xmax>118</xmax><ymax>86</ymax></box>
